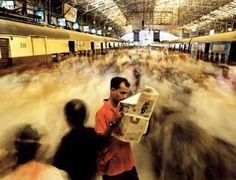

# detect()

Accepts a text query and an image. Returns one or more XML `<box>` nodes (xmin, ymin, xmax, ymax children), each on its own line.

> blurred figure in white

<box><xmin>217</xmin><ymin>65</ymin><xmax>235</xmax><ymax>92</ymax></box>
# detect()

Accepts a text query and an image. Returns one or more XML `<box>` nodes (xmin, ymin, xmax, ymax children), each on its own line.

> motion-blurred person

<box><xmin>217</xmin><ymin>65</ymin><xmax>235</xmax><ymax>92</ymax></box>
<box><xmin>150</xmin><ymin>113</ymin><xmax>236</xmax><ymax>180</ymax></box>
<box><xmin>53</xmin><ymin>99</ymin><xmax>108</xmax><ymax>180</ymax></box>
<box><xmin>1</xmin><ymin>124</ymin><xmax>67</xmax><ymax>180</ymax></box>
<box><xmin>95</xmin><ymin>76</ymin><xmax>139</xmax><ymax>180</ymax></box>
<box><xmin>132</xmin><ymin>64</ymin><xmax>141</xmax><ymax>93</ymax></box>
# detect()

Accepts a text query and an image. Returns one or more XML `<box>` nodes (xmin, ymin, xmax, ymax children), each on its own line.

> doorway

<box><xmin>204</xmin><ymin>43</ymin><xmax>210</xmax><ymax>61</ymax></box>
<box><xmin>228</xmin><ymin>41</ymin><xmax>236</xmax><ymax>64</ymax></box>
<box><xmin>68</xmin><ymin>41</ymin><xmax>75</xmax><ymax>52</ymax></box>
<box><xmin>91</xmin><ymin>42</ymin><xmax>95</xmax><ymax>55</ymax></box>
<box><xmin>0</xmin><ymin>38</ymin><xmax>11</xmax><ymax>66</ymax></box>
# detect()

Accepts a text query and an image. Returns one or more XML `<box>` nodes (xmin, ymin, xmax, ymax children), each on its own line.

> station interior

<box><xmin>0</xmin><ymin>0</ymin><xmax>236</xmax><ymax>180</ymax></box>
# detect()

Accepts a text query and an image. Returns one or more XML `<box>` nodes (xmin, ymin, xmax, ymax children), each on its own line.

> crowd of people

<box><xmin>0</xmin><ymin>75</ymin><xmax>140</xmax><ymax>180</ymax></box>
<box><xmin>0</xmin><ymin>47</ymin><xmax>236</xmax><ymax>180</ymax></box>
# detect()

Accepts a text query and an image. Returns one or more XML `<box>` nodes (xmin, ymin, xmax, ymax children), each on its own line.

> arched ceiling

<box><xmin>74</xmin><ymin>0</ymin><xmax>236</xmax><ymax>36</ymax></box>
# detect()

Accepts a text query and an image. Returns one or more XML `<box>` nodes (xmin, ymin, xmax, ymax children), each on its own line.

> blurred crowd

<box><xmin>0</xmin><ymin>47</ymin><xmax>236</xmax><ymax>180</ymax></box>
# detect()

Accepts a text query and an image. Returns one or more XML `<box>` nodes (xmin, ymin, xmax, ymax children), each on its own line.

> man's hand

<box><xmin>112</xmin><ymin>126</ymin><xmax>123</xmax><ymax>136</ymax></box>
<box><xmin>109</xmin><ymin>105</ymin><xmax>124</xmax><ymax>136</ymax></box>
<box><xmin>110</xmin><ymin>106</ymin><xmax>124</xmax><ymax>124</ymax></box>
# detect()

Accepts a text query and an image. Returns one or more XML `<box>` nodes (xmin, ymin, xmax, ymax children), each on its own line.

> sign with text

<box><xmin>64</xmin><ymin>3</ymin><xmax>77</xmax><ymax>22</ymax></box>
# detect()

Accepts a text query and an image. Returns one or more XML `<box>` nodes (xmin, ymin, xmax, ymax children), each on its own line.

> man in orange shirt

<box><xmin>95</xmin><ymin>76</ymin><xmax>139</xmax><ymax>180</ymax></box>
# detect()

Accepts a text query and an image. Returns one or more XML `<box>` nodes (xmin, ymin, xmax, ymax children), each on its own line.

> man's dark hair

<box><xmin>14</xmin><ymin>124</ymin><xmax>40</xmax><ymax>165</ymax></box>
<box><xmin>64</xmin><ymin>99</ymin><xmax>87</xmax><ymax>128</ymax></box>
<box><xmin>110</xmin><ymin>76</ymin><xmax>130</xmax><ymax>90</ymax></box>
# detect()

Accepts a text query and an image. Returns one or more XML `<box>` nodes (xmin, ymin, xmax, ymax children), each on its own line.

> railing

<box><xmin>0</xmin><ymin>7</ymin><xmax>41</xmax><ymax>25</ymax></box>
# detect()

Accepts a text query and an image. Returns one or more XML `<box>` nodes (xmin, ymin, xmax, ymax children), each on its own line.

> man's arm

<box><xmin>95</xmin><ymin>111</ymin><xmax>109</xmax><ymax>135</ymax></box>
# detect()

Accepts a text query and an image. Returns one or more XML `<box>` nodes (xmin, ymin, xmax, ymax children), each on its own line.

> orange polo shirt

<box><xmin>95</xmin><ymin>100</ymin><xmax>136</xmax><ymax>176</ymax></box>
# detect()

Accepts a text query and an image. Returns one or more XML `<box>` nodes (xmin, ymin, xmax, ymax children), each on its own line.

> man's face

<box><xmin>112</xmin><ymin>82</ymin><xmax>129</xmax><ymax>103</ymax></box>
